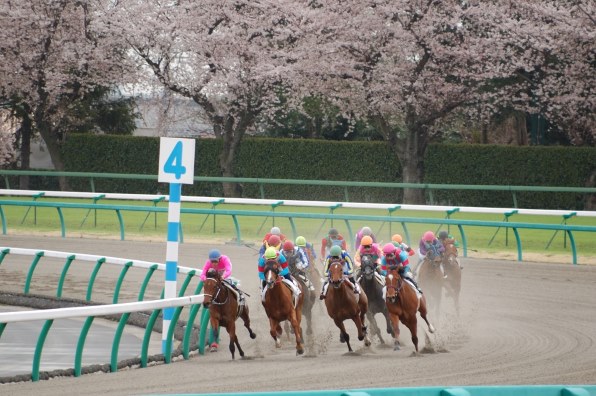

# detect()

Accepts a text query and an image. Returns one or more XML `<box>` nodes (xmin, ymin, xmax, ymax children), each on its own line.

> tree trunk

<box><xmin>399</xmin><ymin>121</ymin><xmax>428</xmax><ymax>204</ymax></box>
<box><xmin>18</xmin><ymin>112</ymin><xmax>32</xmax><ymax>189</ymax></box>
<box><xmin>217</xmin><ymin>113</ymin><xmax>252</xmax><ymax>197</ymax></box>
<box><xmin>36</xmin><ymin>122</ymin><xmax>70</xmax><ymax>191</ymax></box>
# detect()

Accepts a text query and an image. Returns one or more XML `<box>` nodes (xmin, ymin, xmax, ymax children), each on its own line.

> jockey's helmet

<box><xmin>328</xmin><ymin>228</ymin><xmax>339</xmax><ymax>236</ymax></box>
<box><xmin>423</xmin><ymin>231</ymin><xmax>435</xmax><ymax>242</ymax></box>
<box><xmin>283</xmin><ymin>240</ymin><xmax>294</xmax><ymax>251</ymax></box>
<box><xmin>270</xmin><ymin>226</ymin><xmax>281</xmax><ymax>235</ymax></box>
<box><xmin>361</xmin><ymin>235</ymin><xmax>373</xmax><ymax>246</ymax></box>
<box><xmin>295</xmin><ymin>236</ymin><xmax>307</xmax><ymax>247</ymax></box>
<box><xmin>264</xmin><ymin>247</ymin><xmax>277</xmax><ymax>259</ymax></box>
<box><xmin>268</xmin><ymin>234</ymin><xmax>281</xmax><ymax>247</ymax></box>
<box><xmin>391</xmin><ymin>234</ymin><xmax>403</xmax><ymax>244</ymax></box>
<box><xmin>383</xmin><ymin>243</ymin><xmax>396</xmax><ymax>255</ymax></box>
<box><xmin>208</xmin><ymin>249</ymin><xmax>221</xmax><ymax>261</ymax></box>
<box><xmin>361</xmin><ymin>226</ymin><xmax>372</xmax><ymax>236</ymax></box>
<box><xmin>329</xmin><ymin>245</ymin><xmax>342</xmax><ymax>257</ymax></box>
<box><xmin>438</xmin><ymin>230</ymin><xmax>449</xmax><ymax>240</ymax></box>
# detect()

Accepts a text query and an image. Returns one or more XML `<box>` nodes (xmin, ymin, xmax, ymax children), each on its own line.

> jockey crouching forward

<box><xmin>258</xmin><ymin>247</ymin><xmax>301</xmax><ymax>300</ymax></box>
<box><xmin>414</xmin><ymin>231</ymin><xmax>446</xmax><ymax>278</ymax></box>
<box><xmin>282</xmin><ymin>240</ymin><xmax>315</xmax><ymax>291</ymax></box>
<box><xmin>381</xmin><ymin>243</ymin><xmax>422</xmax><ymax>295</ymax></box>
<box><xmin>320</xmin><ymin>245</ymin><xmax>360</xmax><ymax>300</ymax></box>
<box><xmin>354</xmin><ymin>235</ymin><xmax>383</xmax><ymax>275</ymax></box>
<box><xmin>200</xmin><ymin>249</ymin><xmax>245</xmax><ymax>304</ymax></box>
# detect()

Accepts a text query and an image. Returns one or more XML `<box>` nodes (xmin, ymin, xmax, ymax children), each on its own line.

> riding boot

<box><xmin>320</xmin><ymin>282</ymin><xmax>329</xmax><ymax>300</ymax></box>
<box><xmin>349</xmin><ymin>277</ymin><xmax>360</xmax><ymax>294</ymax></box>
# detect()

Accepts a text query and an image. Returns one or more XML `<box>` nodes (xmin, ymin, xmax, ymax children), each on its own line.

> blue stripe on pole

<box><xmin>163</xmin><ymin>309</ymin><xmax>174</xmax><ymax>321</ymax></box>
<box><xmin>165</xmin><ymin>261</ymin><xmax>178</xmax><ymax>281</ymax></box>
<box><xmin>170</xmin><ymin>183</ymin><xmax>181</xmax><ymax>202</ymax></box>
<box><xmin>167</xmin><ymin>222</ymin><xmax>179</xmax><ymax>241</ymax></box>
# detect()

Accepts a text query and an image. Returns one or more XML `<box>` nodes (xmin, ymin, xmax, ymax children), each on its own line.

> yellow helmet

<box><xmin>264</xmin><ymin>247</ymin><xmax>277</xmax><ymax>259</ymax></box>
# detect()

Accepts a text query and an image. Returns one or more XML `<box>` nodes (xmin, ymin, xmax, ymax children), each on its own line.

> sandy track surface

<box><xmin>1</xmin><ymin>235</ymin><xmax>595</xmax><ymax>396</ymax></box>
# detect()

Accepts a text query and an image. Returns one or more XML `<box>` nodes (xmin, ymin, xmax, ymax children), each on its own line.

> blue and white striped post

<box><xmin>158</xmin><ymin>137</ymin><xmax>195</xmax><ymax>356</ymax></box>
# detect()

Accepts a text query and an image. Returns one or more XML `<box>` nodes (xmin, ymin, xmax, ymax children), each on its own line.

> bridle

<box><xmin>328</xmin><ymin>261</ymin><xmax>345</xmax><ymax>288</ymax></box>
<box><xmin>203</xmin><ymin>276</ymin><xmax>230</xmax><ymax>306</ymax></box>
<box><xmin>385</xmin><ymin>271</ymin><xmax>403</xmax><ymax>303</ymax></box>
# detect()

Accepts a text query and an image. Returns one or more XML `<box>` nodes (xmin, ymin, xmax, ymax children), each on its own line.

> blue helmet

<box><xmin>208</xmin><ymin>249</ymin><xmax>221</xmax><ymax>260</ymax></box>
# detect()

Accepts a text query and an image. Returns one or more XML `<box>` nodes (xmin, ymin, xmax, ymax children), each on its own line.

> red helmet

<box><xmin>423</xmin><ymin>231</ymin><xmax>435</xmax><ymax>242</ymax></box>
<box><xmin>283</xmin><ymin>240</ymin><xmax>294</xmax><ymax>251</ymax></box>
<box><xmin>268</xmin><ymin>234</ymin><xmax>281</xmax><ymax>246</ymax></box>
<box><xmin>382</xmin><ymin>243</ymin><xmax>396</xmax><ymax>255</ymax></box>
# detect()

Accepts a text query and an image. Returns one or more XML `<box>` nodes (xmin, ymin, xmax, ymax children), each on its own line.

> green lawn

<box><xmin>1</xmin><ymin>197</ymin><xmax>595</xmax><ymax>260</ymax></box>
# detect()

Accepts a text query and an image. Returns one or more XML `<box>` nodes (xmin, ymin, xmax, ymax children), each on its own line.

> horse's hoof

<box><xmin>250</xmin><ymin>332</ymin><xmax>257</xmax><ymax>339</ymax></box>
<box><xmin>339</xmin><ymin>333</ymin><xmax>345</xmax><ymax>343</ymax></box>
<box><xmin>358</xmin><ymin>335</ymin><xmax>364</xmax><ymax>341</ymax></box>
<box><xmin>210</xmin><ymin>343</ymin><xmax>218</xmax><ymax>353</ymax></box>
<box><xmin>393</xmin><ymin>345</ymin><xmax>400</xmax><ymax>351</ymax></box>
<box><xmin>429</xmin><ymin>325</ymin><xmax>436</xmax><ymax>333</ymax></box>
<box><xmin>296</xmin><ymin>348</ymin><xmax>304</xmax><ymax>355</ymax></box>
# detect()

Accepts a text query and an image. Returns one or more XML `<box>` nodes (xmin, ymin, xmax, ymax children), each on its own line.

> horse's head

<box><xmin>328</xmin><ymin>260</ymin><xmax>344</xmax><ymax>288</ymax></box>
<box><xmin>385</xmin><ymin>266</ymin><xmax>401</xmax><ymax>302</ymax></box>
<box><xmin>202</xmin><ymin>270</ymin><xmax>221</xmax><ymax>308</ymax></box>
<box><xmin>264</xmin><ymin>259</ymin><xmax>281</xmax><ymax>288</ymax></box>
<box><xmin>360</xmin><ymin>254</ymin><xmax>376</xmax><ymax>280</ymax></box>
<box><xmin>444</xmin><ymin>243</ymin><xmax>458</xmax><ymax>257</ymax></box>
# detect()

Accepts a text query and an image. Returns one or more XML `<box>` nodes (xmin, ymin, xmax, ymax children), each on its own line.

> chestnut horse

<box><xmin>262</xmin><ymin>260</ymin><xmax>305</xmax><ymax>355</ymax></box>
<box><xmin>202</xmin><ymin>269</ymin><xmax>256</xmax><ymax>359</ymax></box>
<box><xmin>324</xmin><ymin>261</ymin><xmax>371</xmax><ymax>352</ymax></box>
<box><xmin>358</xmin><ymin>254</ymin><xmax>393</xmax><ymax>344</ymax></box>
<box><xmin>385</xmin><ymin>266</ymin><xmax>435</xmax><ymax>353</ymax></box>
<box><xmin>442</xmin><ymin>242</ymin><xmax>462</xmax><ymax>315</ymax></box>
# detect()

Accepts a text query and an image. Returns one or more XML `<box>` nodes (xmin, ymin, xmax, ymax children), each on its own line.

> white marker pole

<box><xmin>158</xmin><ymin>137</ymin><xmax>195</xmax><ymax>355</ymax></box>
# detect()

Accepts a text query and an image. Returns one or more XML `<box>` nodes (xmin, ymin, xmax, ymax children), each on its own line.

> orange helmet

<box><xmin>361</xmin><ymin>235</ymin><xmax>373</xmax><ymax>246</ymax></box>
<box><xmin>391</xmin><ymin>234</ymin><xmax>403</xmax><ymax>244</ymax></box>
<box><xmin>423</xmin><ymin>231</ymin><xmax>435</xmax><ymax>242</ymax></box>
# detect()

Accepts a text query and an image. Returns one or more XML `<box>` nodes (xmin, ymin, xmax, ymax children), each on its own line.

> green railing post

<box><xmin>32</xmin><ymin>319</ymin><xmax>54</xmax><ymax>382</ymax></box>
<box><xmin>57</xmin><ymin>255</ymin><xmax>76</xmax><ymax>298</ymax></box>
<box><xmin>0</xmin><ymin>248</ymin><xmax>9</xmax><ymax>266</ymax></box>
<box><xmin>197</xmin><ymin>198</ymin><xmax>224</xmax><ymax>234</ymax></box>
<box><xmin>231</xmin><ymin>214</ymin><xmax>242</xmax><ymax>245</ymax></box>
<box><xmin>0</xmin><ymin>206</ymin><xmax>6</xmax><ymax>235</ymax></box>
<box><xmin>138</xmin><ymin>264</ymin><xmax>159</xmax><ymax>301</ymax></box>
<box><xmin>79</xmin><ymin>194</ymin><xmax>105</xmax><ymax>228</ymax></box>
<box><xmin>20</xmin><ymin>192</ymin><xmax>45</xmax><ymax>225</ymax></box>
<box><xmin>566</xmin><ymin>230</ymin><xmax>578</xmax><ymax>265</ymax></box>
<box><xmin>115</xmin><ymin>209</ymin><xmax>125</xmax><ymax>240</ymax></box>
<box><xmin>86</xmin><ymin>257</ymin><xmax>106</xmax><ymax>301</ymax></box>
<box><xmin>113</xmin><ymin>261</ymin><xmax>133</xmax><ymax>304</ymax></box>
<box><xmin>111</xmin><ymin>312</ymin><xmax>131</xmax><ymax>373</ymax></box>
<box><xmin>24</xmin><ymin>251</ymin><xmax>45</xmax><ymax>294</ymax></box>
<box><xmin>183</xmin><ymin>281</ymin><xmax>204</xmax><ymax>359</ymax></box>
<box><xmin>139</xmin><ymin>196</ymin><xmax>165</xmax><ymax>231</ymax></box>
<box><xmin>488</xmin><ymin>210</ymin><xmax>518</xmax><ymax>247</ymax></box>
<box><xmin>74</xmin><ymin>316</ymin><xmax>95</xmax><ymax>377</ymax></box>
<box><xmin>545</xmin><ymin>212</ymin><xmax>576</xmax><ymax>250</ymax></box>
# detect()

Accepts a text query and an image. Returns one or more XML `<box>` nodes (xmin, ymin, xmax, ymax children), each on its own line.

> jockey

<box><xmin>320</xmin><ymin>227</ymin><xmax>348</xmax><ymax>258</ymax></box>
<box><xmin>258</xmin><ymin>246</ymin><xmax>301</xmax><ymax>298</ymax></box>
<box><xmin>354</xmin><ymin>226</ymin><xmax>377</xmax><ymax>251</ymax></box>
<box><xmin>354</xmin><ymin>235</ymin><xmax>383</xmax><ymax>270</ymax></box>
<box><xmin>391</xmin><ymin>234</ymin><xmax>415</xmax><ymax>257</ymax></box>
<box><xmin>381</xmin><ymin>243</ymin><xmax>422</xmax><ymax>294</ymax></box>
<box><xmin>438</xmin><ymin>230</ymin><xmax>463</xmax><ymax>269</ymax></box>
<box><xmin>200</xmin><ymin>249</ymin><xmax>245</xmax><ymax>302</ymax></box>
<box><xmin>258</xmin><ymin>227</ymin><xmax>286</xmax><ymax>255</ymax></box>
<box><xmin>258</xmin><ymin>234</ymin><xmax>283</xmax><ymax>256</ymax></box>
<box><xmin>320</xmin><ymin>245</ymin><xmax>360</xmax><ymax>300</ymax></box>
<box><xmin>281</xmin><ymin>240</ymin><xmax>315</xmax><ymax>291</ymax></box>
<box><xmin>296</xmin><ymin>235</ymin><xmax>317</xmax><ymax>264</ymax></box>
<box><xmin>413</xmin><ymin>231</ymin><xmax>446</xmax><ymax>278</ymax></box>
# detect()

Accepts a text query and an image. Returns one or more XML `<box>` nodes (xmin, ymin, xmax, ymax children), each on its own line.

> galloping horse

<box><xmin>285</xmin><ymin>252</ymin><xmax>316</xmax><ymax>336</ymax></box>
<box><xmin>202</xmin><ymin>269</ymin><xmax>256</xmax><ymax>359</ymax></box>
<box><xmin>416</xmin><ymin>254</ymin><xmax>444</xmax><ymax>317</ymax></box>
<box><xmin>262</xmin><ymin>260</ymin><xmax>305</xmax><ymax>355</ymax></box>
<box><xmin>442</xmin><ymin>242</ymin><xmax>462</xmax><ymax>315</ymax></box>
<box><xmin>385</xmin><ymin>266</ymin><xmax>435</xmax><ymax>353</ymax></box>
<box><xmin>324</xmin><ymin>261</ymin><xmax>371</xmax><ymax>352</ymax></box>
<box><xmin>358</xmin><ymin>254</ymin><xmax>392</xmax><ymax>344</ymax></box>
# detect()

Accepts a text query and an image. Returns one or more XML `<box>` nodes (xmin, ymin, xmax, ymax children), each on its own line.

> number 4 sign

<box><xmin>158</xmin><ymin>137</ymin><xmax>195</xmax><ymax>184</ymax></box>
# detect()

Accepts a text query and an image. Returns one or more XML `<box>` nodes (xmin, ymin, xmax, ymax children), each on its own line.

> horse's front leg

<box><xmin>334</xmin><ymin>319</ymin><xmax>352</xmax><ymax>352</ymax></box>
<box><xmin>240</xmin><ymin>308</ymin><xmax>257</xmax><ymax>339</ymax></box>
<box><xmin>389</xmin><ymin>310</ymin><xmax>401</xmax><ymax>351</ymax></box>
<box><xmin>269</xmin><ymin>318</ymin><xmax>281</xmax><ymax>348</ymax></box>
<box><xmin>210</xmin><ymin>316</ymin><xmax>220</xmax><ymax>352</ymax></box>
<box><xmin>289</xmin><ymin>311</ymin><xmax>304</xmax><ymax>355</ymax></box>
<box><xmin>227</xmin><ymin>321</ymin><xmax>238</xmax><ymax>359</ymax></box>
<box><xmin>418</xmin><ymin>295</ymin><xmax>435</xmax><ymax>334</ymax></box>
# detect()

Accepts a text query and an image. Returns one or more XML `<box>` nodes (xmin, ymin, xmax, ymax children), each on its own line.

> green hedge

<box><xmin>60</xmin><ymin>134</ymin><xmax>595</xmax><ymax>209</ymax></box>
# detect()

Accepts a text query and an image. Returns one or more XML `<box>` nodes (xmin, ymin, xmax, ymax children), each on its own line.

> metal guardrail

<box><xmin>2</xmin><ymin>170</ymin><xmax>595</xmax><ymax>206</ymax></box>
<box><xmin>0</xmin><ymin>248</ymin><xmax>220</xmax><ymax>381</ymax></box>
<box><xmin>1</xmin><ymin>200</ymin><xmax>595</xmax><ymax>264</ymax></box>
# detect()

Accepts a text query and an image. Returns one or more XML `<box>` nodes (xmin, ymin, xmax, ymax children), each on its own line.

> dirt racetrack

<box><xmin>1</xmin><ymin>234</ymin><xmax>595</xmax><ymax>396</ymax></box>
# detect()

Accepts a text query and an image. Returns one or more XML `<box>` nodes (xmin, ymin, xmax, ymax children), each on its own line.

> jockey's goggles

<box><xmin>385</xmin><ymin>253</ymin><xmax>395</xmax><ymax>258</ymax></box>
<box><xmin>362</xmin><ymin>245</ymin><xmax>371</xmax><ymax>249</ymax></box>
<box><xmin>209</xmin><ymin>259</ymin><xmax>219</xmax><ymax>263</ymax></box>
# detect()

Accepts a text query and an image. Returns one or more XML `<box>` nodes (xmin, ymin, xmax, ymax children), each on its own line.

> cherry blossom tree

<box><xmin>287</xmin><ymin>0</ymin><xmax>595</xmax><ymax>203</ymax></box>
<box><xmin>0</xmin><ymin>1</ymin><xmax>132</xmax><ymax>189</ymax></box>
<box><xmin>105</xmin><ymin>0</ymin><xmax>299</xmax><ymax>196</ymax></box>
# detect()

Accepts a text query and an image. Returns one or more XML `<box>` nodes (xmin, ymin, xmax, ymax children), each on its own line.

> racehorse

<box><xmin>416</xmin><ymin>254</ymin><xmax>444</xmax><ymax>317</ymax></box>
<box><xmin>285</xmin><ymin>251</ymin><xmax>316</xmax><ymax>336</ymax></box>
<box><xmin>202</xmin><ymin>269</ymin><xmax>256</xmax><ymax>359</ymax></box>
<box><xmin>385</xmin><ymin>266</ymin><xmax>435</xmax><ymax>353</ymax></box>
<box><xmin>442</xmin><ymin>242</ymin><xmax>462</xmax><ymax>315</ymax></box>
<box><xmin>358</xmin><ymin>254</ymin><xmax>393</xmax><ymax>344</ymax></box>
<box><xmin>324</xmin><ymin>261</ymin><xmax>371</xmax><ymax>352</ymax></box>
<box><xmin>262</xmin><ymin>260</ymin><xmax>305</xmax><ymax>355</ymax></box>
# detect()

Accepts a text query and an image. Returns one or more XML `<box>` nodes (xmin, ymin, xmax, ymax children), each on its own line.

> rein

<box><xmin>205</xmin><ymin>278</ymin><xmax>230</xmax><ymax>305</ymax></box>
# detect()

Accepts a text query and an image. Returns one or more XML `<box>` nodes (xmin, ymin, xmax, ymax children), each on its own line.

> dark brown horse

<box><xmin>324</xmin><ymin>261</ymin><xmax>371</xmax><ymax>352</ymax></box>
<box><xmin>202</xmin><ymin>269</ymin><xmax>256</xmax><ymax>359</ymax></box>
<box><xmin>385</xmin><ymin>266</ymin><xmax>435</xmax><ymax>353</ymax></box>
<box><xmin>358</xmin><ymin>254</ymin><xmax>393</xmax><ymax>344</ymax></box>
<box><xmin>416</xmin><ymin>254</ymin><xmax>444</xmax><ymax>317</ymax></box>
<box><xmin>262</xmin><ymin>260</ymin><xmax>305</xmax><ymax>355</ymax></box>
<box><xmin>284</xmin><ymin>251</ymin><xmax>316</xmax><ymax>336</ymax></box>
<box><xmin>442</xmin><ymin>242</ymin><xmax>462</xmax><ymax>315</ymax></box>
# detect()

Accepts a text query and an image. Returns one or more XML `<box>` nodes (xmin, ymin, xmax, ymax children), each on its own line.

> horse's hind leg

<box><xmin>240</xmin><ymin>309</ymin><xmax>256</xmax><ymax>339</ymax></box>
<box><xmin>406</xmin><ymin>319</ymin><xmax>419</xmax><ymax>354</ymax></box>
<box><xmin>227</xmin><ymin>323</ymin><xmax>238</xmax><ymax>359</ymax></box>
<box><xmin>269</xmin><ymin>318</ymin><xmax>281</xmax><ymax>348</ymax></box>
<box><xmin>388</xmin><ymin>313</ymin><xmax>401</xmax><ymax>351</ymax></box>
<box><xmin>334</xmin><ymin>319</ymin><xmax>352</xmax><ymax>352</ymax></box>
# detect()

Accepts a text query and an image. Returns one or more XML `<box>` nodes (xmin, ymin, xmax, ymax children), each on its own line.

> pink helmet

<box><xmin>423</xmin><ymin>231</ymin><xmax>435</xmax><ymax>242</ymax></box>
<box><xmin>382</xmin><ymin>243</ymin><xmax>396</xmax><ymax>255</ymax></box>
